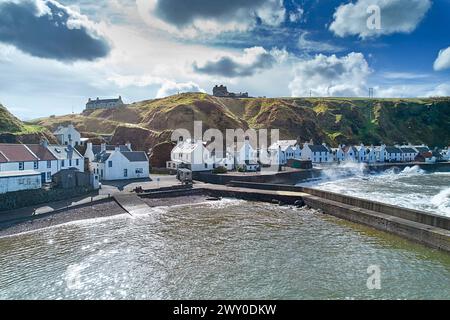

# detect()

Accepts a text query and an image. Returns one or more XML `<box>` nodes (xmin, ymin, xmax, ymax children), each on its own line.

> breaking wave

<box><xmin>301</xmin><ymin>163</ymin><xmax>450</xmax><ymax>217</ymax></box>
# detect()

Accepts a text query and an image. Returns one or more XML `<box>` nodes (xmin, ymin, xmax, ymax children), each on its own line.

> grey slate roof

<box><xmin>400</xmin><ymin>147</ymin><xmax>417</xmax><ymax>153</ymax></box>
<box><xmin>415</xmin><ymin>147</ymin><xmax>430</xmax><ymax>153</ymax></box>
<box><xmin>94</xmin><ymin>151</ymin><xmax>111</xmax><ymax>163</ymax></box>
<box><xmin>385</xmin><ymin>146</ymin><xmax>402</xmax><ymax>154</ymax></box>
<box><xmin>48</xmin><ymin>145</ymin><xmax>83</xmax><ymax>160</ymax></box>
<box><xmin>122</xmin><ymin>151</ymin><xmax>148</xmax><ymax>162</ymax></box>
<box><xmin>309</xmin><ymin>145</ymin><xmax>329</xmax><ymax>153</ymax></box>
<box><xmin>87</xmin><ymin>98</ymin><xmax>121</xmax><ymax>105</ymax></box>
<box><xmin>92</xmin><ymin>145</ymin><xmax>130</xmax><ymax>156</ymax></box>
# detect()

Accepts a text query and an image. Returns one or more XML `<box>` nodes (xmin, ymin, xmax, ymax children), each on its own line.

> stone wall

<box><xmin>194</xmin><ymin>169</ymin><xmax>322</xmax><ymax>185</ymax></box>
<box><xmin>0</xmin><ymin>186</ymin><xmax>94</xmax><ymax>212</ymax></box>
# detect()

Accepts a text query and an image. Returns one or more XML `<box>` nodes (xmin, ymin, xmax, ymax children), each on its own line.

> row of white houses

<box><xmin>53</xmin><ymin>124</ymin><xmax>150</xmax><ymax>182</ymax></box>
<box><xmin>0</xmin><ymin>140</ymin><xmax>84</xmax><ymax>194</ymax></box>
<box><xmin>168</xmin><ymin>138</ymin><xmax>450</xmax><ymax>172</ymax></box>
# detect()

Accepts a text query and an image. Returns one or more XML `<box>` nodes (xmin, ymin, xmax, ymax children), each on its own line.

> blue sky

<box><xmin>0</xmin><ymin>0</ymin><xmax>449</xmax><ymax>119</ymax></box>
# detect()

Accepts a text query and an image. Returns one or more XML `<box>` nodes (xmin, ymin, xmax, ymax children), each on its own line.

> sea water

<box><xmin>0</xmin><ymin>199</ymin><xmax>450</xmax><ymax>300</ymax></box>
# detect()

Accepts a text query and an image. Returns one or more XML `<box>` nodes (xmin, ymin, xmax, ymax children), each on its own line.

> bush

<box><xmin>213</xmin><ymin>166</ymin><xmax>228</xmax><ymax>174</ymax></box>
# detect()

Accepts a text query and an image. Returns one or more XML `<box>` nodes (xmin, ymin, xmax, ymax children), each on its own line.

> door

<box><xmin>41</xmin><ymin>172</ymin><xmax>46</xmax><ymax>184</ymax></box>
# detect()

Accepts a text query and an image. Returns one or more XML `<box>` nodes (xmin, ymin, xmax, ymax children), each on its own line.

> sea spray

<box><xmin>316</xmin><ymin>161</ymin><xmax>368</xmax><ymax>181</ymax></box>
<box><xmin>431</xmin><ymin>187</ymin><xmax>450</xmax><ymax>216</ymax></box>
<box><xmin>308</xmin><ymin>165</ymin><xmax>449</xmax><ymax>216</ymax></box>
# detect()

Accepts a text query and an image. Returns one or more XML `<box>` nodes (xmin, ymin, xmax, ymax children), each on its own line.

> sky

<box><xmin>0</xmin><ymin>0</ymin><xmax>450</xmax><ymax>119</ymax></box>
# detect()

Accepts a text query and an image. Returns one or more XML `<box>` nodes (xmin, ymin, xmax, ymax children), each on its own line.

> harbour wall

<box><xmin>227</xmin><ymin>181</ymin><xmax>450</xmax><ymax>231</ymax></box>
<box><xmin>193</xmin><ymin>169</ymin><xmax>322</xmax><ymax>185</ymax></box>
<box><xmin>224</xmin><ymin>181</ymin><xmax>450</xmax><ymax>252</ymax></box>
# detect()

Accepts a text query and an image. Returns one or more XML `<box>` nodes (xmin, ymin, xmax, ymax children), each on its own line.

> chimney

<box><xmin>40</xmin><ymin>139</ymin><xmax>49</xmax><ymax>149</ymax></box>
<box><xmin>101</xmin><ymin>143</ymin><xmax>106</xmax><ymax>153</ymax></box>
<box><xmin>85</xmin><ymin>142</ymin><xmax>95</xmax><ymax>162</ymax></box>
<box><xmin>125</xmin><ymin>141</ymin><xmax>132</xmax><ymax>151</ymax></box>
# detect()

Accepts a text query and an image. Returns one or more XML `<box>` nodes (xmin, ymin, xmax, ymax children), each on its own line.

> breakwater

<box><xmin>199</xmin><ymin>182</ymin><xmax>450</xmax><ymax>253</ymax></box>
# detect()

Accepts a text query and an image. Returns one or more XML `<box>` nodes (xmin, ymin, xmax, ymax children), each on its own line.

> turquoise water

<box><xmin>0</xmin><ymin>200</ymin><xmax>449</xmax><ymax>300</ymax></box>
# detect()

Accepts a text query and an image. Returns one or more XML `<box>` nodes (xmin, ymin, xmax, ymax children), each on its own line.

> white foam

<box><xmin>431</xmin><ymin>188</ymin><xmax>450</xmax><ymax>216</ymax></box>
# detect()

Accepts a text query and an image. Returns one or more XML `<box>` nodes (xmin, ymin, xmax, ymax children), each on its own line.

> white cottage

<box><xmin>53</xmin><ymin>124</ymin><xmax>82</xmax><ymax>147</ymax></box>
<box><xmin>375</xmin><ymin>145</ymin><xmax>387</xmax><ymax>162</ymax></box>
<box><xmin>301</xmin><ymin>143</ymin><xmax>331</xmax><ymax>163</ymax></box>
<box><xmin>26</xmin><ymin>141</ymin><xmax>59</xmax><ymax>183</ymax></box>
<box><xmin>356</xmin><ymin>144</ymin><xmax>367</xmax><ymax>162</ymax></box>
<box><xmin>91</xmin><ymin>147</ymin><xmax>149</xmax><ymax>181</ymax></box>
<box><xmin>343</xmin><ymin>146</ymin><xmax>358</xmax><ymax>162</ymax></box>
<box><xmin>168</xmin><ymin>139</ymin><xmax>213</xmax><ymax>172</ymax></box>
<box><xmin>47</xmin><ymin>144</ymin><xmax>84</xmax><ymax>173</ymax></box>
<box><xmin>268</xmin><ymin>140</ymin><xmax>299</xmax><ymax>166</ymax></box>
<box><xmin>385</xmin><ymin>146</ymin><xmax>402</xmax><ymax>162</ymax></box>
<box><xmin>399</xmin><ymin>147</ymin><xmax>418</xmax><ymax>162</ymax></box>
<box><xmin>445</xmin><ymin>147</ymin><xmax>450</xmax><ymax>161</ymax></box>
<box><xmin>332</xmin><ymin>145</ymin><xmax>346</xmax><ymax>162</ymax></box>
<box><xmin>366</xmin><ymin>145</ymin><xmax>377</xmax><ymax>163</ymax></box>
<box><xmin>235</xmin><ymin>139</ymin><xmax>259</xmax><ymax>166</ymax></box>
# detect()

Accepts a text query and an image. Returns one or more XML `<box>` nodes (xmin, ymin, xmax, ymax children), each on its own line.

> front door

<box><xmin>41</xmin><ymin>172</ymin><xmax>46</xmax><ymax>184</ymax></box>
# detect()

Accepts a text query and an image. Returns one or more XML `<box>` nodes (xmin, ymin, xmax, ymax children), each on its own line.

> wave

<box><xmin>431</xmin><ymin>188</ymin><xmax>450</xmax><ymax>216</ymax></box>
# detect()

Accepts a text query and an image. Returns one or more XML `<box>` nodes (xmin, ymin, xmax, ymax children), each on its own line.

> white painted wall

<box><xmin>55</xmin><ymin>125</ymin><xmax>81</xmax><ymax>147</ymax></box>
<box><xmin>0</xmin><ymin>174</ymin><xmax>42</xmax><ymax>194</ymax></box>
<box><xmin>96</xmin><ymin>151</ymin><xmax>149</xmax><ymax>181</ymax></box>
<box><xmin>0</xmin><ymin>161</ymin><xmax>36</xmax><ymax>172</ymax></box>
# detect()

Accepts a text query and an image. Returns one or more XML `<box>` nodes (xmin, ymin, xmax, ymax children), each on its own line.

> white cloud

<box><xmin>298</xmin><ymin>32</ymin><xmax>344</xmax><ymax>53</ymax></box>
<box><xmin>426</xmin><ymin>83</ymin><xmax>450</xmax><ymax>97</ymax></box>
<box><xmin>136</xmin><ymin>0</ymin><xmax>286</xmax><ymax>37</ymax></box>
<box><xmin>289</xmin><ymin>52</ymin><xmax>372</xmax><ymax>97</ymax></box>
<box><xmin>434</xmin><ymin>46</ymin><xmax>450</xmax><ymax>71</ymax></box>
<box><xmin>289</xmin><ymin>7</ymin><xmax>304</xmax><ymax>23</ymax></box>
<box><xmin>329</xmin><ymin>0</ymin><xmax>431</xmax><ymax>39</ymax></box>
<box><xmin>382</xmin><ymin>72</ymin><xmax>430</xmax><ymax>80</ymax></box>
<box><xmin>193</xmin><ymin>46</ymin><xmax>284</xmax><ymax>78</ymax></box>
<box><xmin>156</xmin><ymin>81</ymin><xmax>205</xmax><ymax>98</ymax></box>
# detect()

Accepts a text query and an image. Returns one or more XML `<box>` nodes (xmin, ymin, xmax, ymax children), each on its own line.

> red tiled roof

<box><xmin>26</xmin><ymin>144</ymin><xmax>57</xmax><ymax>161</ymax></box>
<box><xmin>0</xmin><ymin>144</ymin><xmax>38</xmax><ymax>162</ymax></box>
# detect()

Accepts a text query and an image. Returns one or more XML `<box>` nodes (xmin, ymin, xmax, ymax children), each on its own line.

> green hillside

<box><xmin>29</xmin><ymin>93</ymin><xmax>450</xmax><ymax>151</ymax></box>
<box><xmin>0</xmin><ymin>103</ymin><xmax>24</xmax><ymax>133</ymax></box>
<box><xmin>0</xmin><ymin>103</ymin><xmax>54</xmax><ymax>143</ymax></box>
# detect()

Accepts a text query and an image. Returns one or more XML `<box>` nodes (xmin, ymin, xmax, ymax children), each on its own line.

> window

<box><xmin>76</xmin><ymin>159</ymin><xmax>79</xmax><ymax>166</ymax></box>
<box><xmin>205</xmin><ymin>163</ymin><xmax>208</xmax><ymax>169</ymax></box>
<box><xmin>69</xmin><ymin>159</ymin><xmax>73</xmax><ymax>167</ymax></box>
<box><xmin>108</xmin><ymin>161</ymin><xmax>113</xmax><ymax>168</ymax></box>
<box><xmin>61</xmin><ymin>160</ymin><xmax>65</xmax><ymax>167</ymax></box>
<box><xmin>47</xmin><ymin>172</ymin><xmax>51</xmax><ymax>180</ymax></box>
<box><xmin>124</xmin><ymin>169</ymin><xmax>128</xmax><ymax>177</ymax></box>
<box><xmin>135</xmin><ymin>168</ymin><xmax>144</xmax><ymax>174</ymax></box>
<box><xmin>47</xmin><ymin>160</ymin><xmax>51</xmax><ymax>168</ymax></box>
<box><xmin>19</xmin><ymin>162</ymin><xmax>24</xmax><ymax>171</ymax></box>
<box><xmin>68</xmin><ymin>134</ymin><xmax>71</xmax><ymax>141</ymax></box>
<box><xmin>34</xmin><ymin>161</ymin><xmax>38</xmax><ymax>169</ymax></box>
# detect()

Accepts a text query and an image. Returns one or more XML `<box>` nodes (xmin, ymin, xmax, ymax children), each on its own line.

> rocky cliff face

<box><xmin>27</xmin><ymin>94</ymin><xmax>450</xmax><ymax>155</ymax></box>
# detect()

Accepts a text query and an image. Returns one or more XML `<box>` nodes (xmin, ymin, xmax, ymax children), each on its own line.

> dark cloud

<box><xmin>0</xmin><ymin>0</ymin><xmax>110</xmax><ymax>61</ymax></box>
<box><xmin>154</xmin><ymin>0</ymin><xmax>274</xmax><ymax>27</ymax></box>
<box><xmin>193</xmin><ymin>47</ymin><xmax>276</xmax><ymax>77</ymax></box>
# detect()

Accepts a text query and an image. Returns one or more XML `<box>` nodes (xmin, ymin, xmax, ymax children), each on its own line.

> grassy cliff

<box><xmin>0</xmin><ymin>103</ymin><xmax>55</xmax><ymax>143</ymax></box>
<box><xmin>29</xmin><ymin>94</ymin><xmax>450</xmax><ymax>151</ymax></box>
